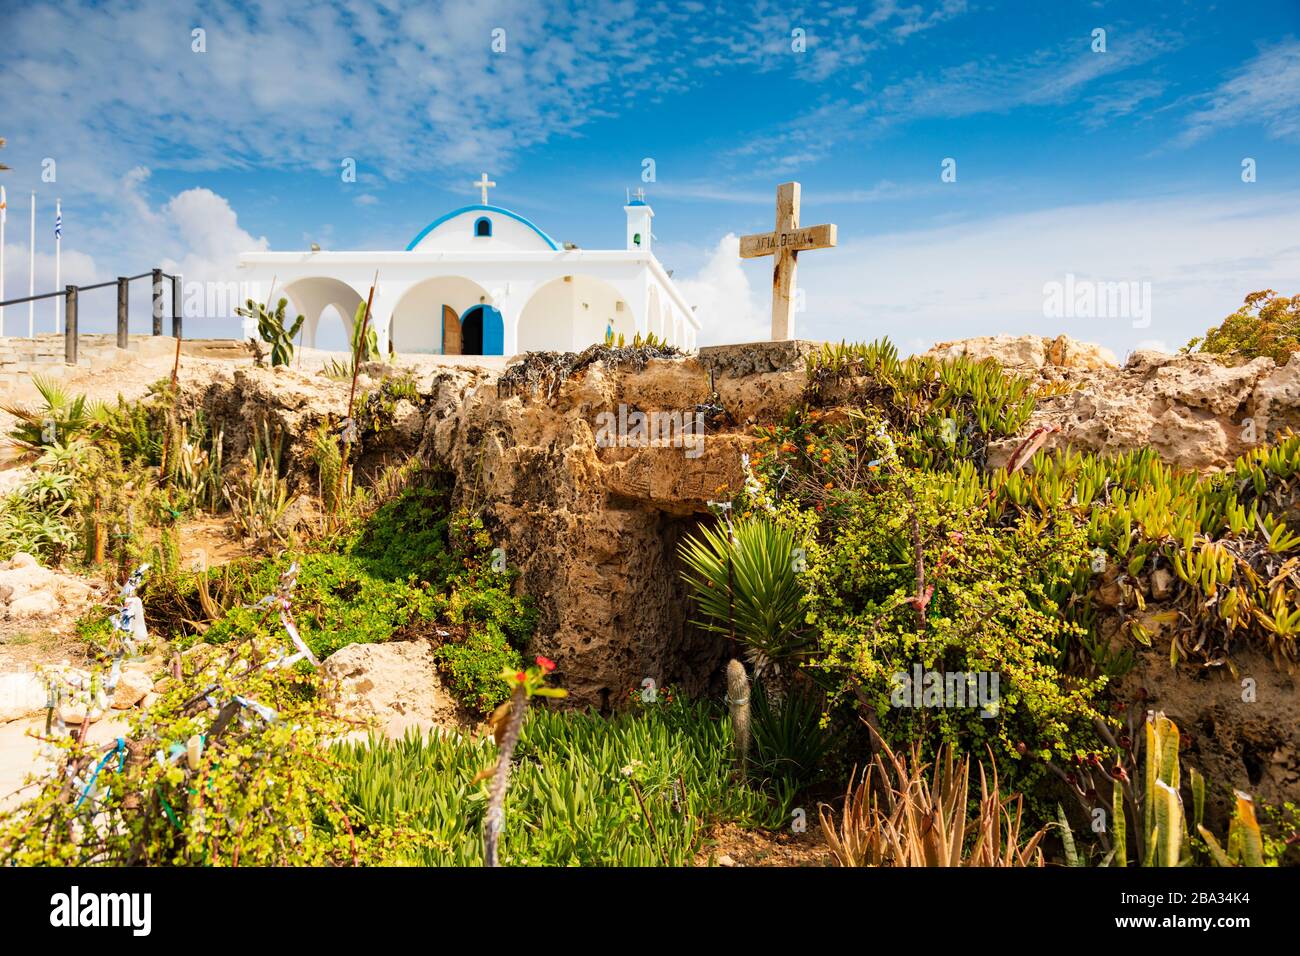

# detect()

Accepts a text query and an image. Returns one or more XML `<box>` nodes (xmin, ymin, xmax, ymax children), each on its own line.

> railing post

<box><xmin>116</xmin><ymin>276</ymin><xmax>129</xmax><ymax>349</ymax></box>
<box><xmin>171</xmin><ymin>273</ymin><xmax>183</xmax><ymax>339</ymax></box>
<box><xmin>152</xmin><ymin>268</ymin><xmax>164</xmax><ymax>335</ymax></box>
<box><xmin>64</xmin><ymin>286</ymin><xmax>78</xmax><ymax>366</ymax></box>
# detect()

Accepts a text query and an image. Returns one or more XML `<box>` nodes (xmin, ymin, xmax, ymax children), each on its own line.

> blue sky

<box><xmin>1</xmin><ymin>0</ymin><xmax>1298</xmax><ymax>355</ymax></box>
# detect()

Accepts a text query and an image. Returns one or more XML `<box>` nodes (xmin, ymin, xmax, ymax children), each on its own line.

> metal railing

<box><xmin>0</xmin><ymin>269</ymin><xmax>183</xmax><ymax>364</ymax></box>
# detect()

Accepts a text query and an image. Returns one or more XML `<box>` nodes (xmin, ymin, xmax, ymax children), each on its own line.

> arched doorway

<box><xmin>460</xmin><ymin>305</ymin><xmax>504</xmax><ymax>355</ymax></box>
<box><xmin>390</xmin><ymin>276</ymin><xmax>491</xmax><ymax>354</ymax></box>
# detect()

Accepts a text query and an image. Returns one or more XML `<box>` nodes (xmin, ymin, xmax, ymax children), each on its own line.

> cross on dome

<box><xmin>473</xmin><ymin>173</ymin><xmax>496</xmax><ymax>205</ymax></box>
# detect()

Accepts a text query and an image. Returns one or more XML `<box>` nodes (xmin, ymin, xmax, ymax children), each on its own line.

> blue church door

<box><xmin>459</xmin><ymin>305</ymin><xmax>504</xmax><ymax>355</ymax></box>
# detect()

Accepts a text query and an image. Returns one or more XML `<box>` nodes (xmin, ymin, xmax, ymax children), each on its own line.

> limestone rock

<box><xmin>0</xmin><ymin>673</ymin><xmax>48</xmax><ymax>722</ymax></box>
<box><xmin>0</xmin><ymin>552</ymin><xmax>101</xmax><ymax>624</ymax></box>
<box><xmin>181</xmin><ymin>336</ymin><xmax>1300</xmax><ymax>712</ymax></box>
<box><xmin>322</xmin><ymin>640</ymin><xmax>460</xmax><ymax>735</ymax></box>
<box><xmin>924</xmin><ymin>334</ymin><xmax>1118</xmax><ymax>370</ymax></box>
<box><xmin>110</xmin><ymin>668</ymin><xmax>153</xmax><ymax>709</ymax></box>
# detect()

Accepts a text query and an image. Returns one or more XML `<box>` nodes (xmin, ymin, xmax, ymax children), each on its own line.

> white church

<box><xmin>237</xmin><ymin>177</ymin><xmax>699</xmax><ymax>357</ymax></box>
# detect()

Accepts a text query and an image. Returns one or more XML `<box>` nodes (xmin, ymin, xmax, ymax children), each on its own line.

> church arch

<box><xmin>517</xmin><ymin>275</ymin><xmax>636</xmax><ymax>353</ymax></box>
<box><xmin>390</xmin><ymin>275</ymin><xmax>493</xmax><ymax>354</ymax></box>
<box><xmin>279</xmin><ymin>277</ymin><xmax>366</xmax><ymax>349</ymax></box>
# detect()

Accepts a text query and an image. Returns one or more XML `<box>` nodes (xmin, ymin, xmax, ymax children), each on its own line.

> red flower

<box><xmin>515</xmin><ymin>671</ymin><xmax>526</xmax><ymax>683</ymax></box>
<box><xmin>536</xmin><ymin>655</ymin><xmax>556</xmax><ymax>673</ymax></box>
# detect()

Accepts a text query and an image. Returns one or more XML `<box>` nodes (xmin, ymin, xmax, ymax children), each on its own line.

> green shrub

<box><xmin>203</xmin><ymin>551</ymin><xmax>440</xmax><ymax>659</ymax></box>
<box><xmin>0</xmin><ymin>636</ymin><xmax>386</xmax><ymax>866</ymax></box>
<box><xmin>350</xmin><ymin>480</ymin><xmax>454</xmax><ymax>583</ymax></box>
<box><xmin>1184</xmin><ymin>290</ymin><xmax>1300</xmax><ymax>363</ymax></box>
<box><xmin>799</xmin><ymin>470</ymin><xmax>1107</xmax><ymax>797</ymax></box>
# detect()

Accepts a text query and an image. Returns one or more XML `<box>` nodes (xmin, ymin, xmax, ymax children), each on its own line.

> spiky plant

<box><xmin>819</xmin><ymin>736</ymin><xmax>1047</xmax><ymax>867</ymax></box>
<box><xmin>1</xmin><ymin>374</ymin><xmax>96</xmax><ymax>456</ymax></box>
<box><xmin>679</xmin><ymin>516</ymin><xmax>809</xmax><ymax>676</ymax></box>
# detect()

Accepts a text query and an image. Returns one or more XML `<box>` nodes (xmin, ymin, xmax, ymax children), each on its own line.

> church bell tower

<box><xmin>624</xmin><ymin>188</ymin><xmax>653</xmax><ymax>253</ymax></box>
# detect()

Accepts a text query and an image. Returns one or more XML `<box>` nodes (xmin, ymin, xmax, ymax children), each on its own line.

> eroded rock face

<box><xmin>186</xmin><ymin>336</ymin><xmax>1300</xmax><ymax>716</ymax></box>
<box><xmin>925</xmin><ymin>333</ymin><xmax>1119</xmax><ymax>371</ymax></box>
<box><xmin>984</xmin><ymin>347</ymin><xmax>1300</xmax><ymax>473</ymax></box>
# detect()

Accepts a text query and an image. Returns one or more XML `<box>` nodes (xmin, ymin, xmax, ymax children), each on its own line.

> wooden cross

<box><xmin>473</xmin><ymin>173</ymin><xmax>496</xmax><ymax>204</ymax></box>
<box><xmin>739</xmin><ymin>182</ymin><xmax>837</xmax><ymax>340</ymax></box>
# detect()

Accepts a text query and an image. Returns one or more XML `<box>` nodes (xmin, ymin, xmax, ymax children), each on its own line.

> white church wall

<box><xmin>238</xmin><ymin>248</ymin><xmax>703</xmax><ymax>357</ymax></box>
<box><xmin>647</xmin><ymin>286</ymin><xmax>663</xmax><ymax>340</ymax></box>
<box><xmin>570</xmin><ymin>275</ymin><xmax>635</xmax><ymax>348</ymax></box>
<box><xmin>516</xmin><ymin>279</ymin><xmax>574</xmax><ymax>352</ymax></box>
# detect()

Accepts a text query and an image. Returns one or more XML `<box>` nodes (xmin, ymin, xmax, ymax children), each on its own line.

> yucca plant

<box><xmin>819</xmin><ymin>736</ymin><xmax>1047</xmax><ymax>867</ymax></box>
<box><xmin>749</xmin><ymin>680</ymin><xmax>838</xmax><ymax>793</ymax></box>
<box><xmin>678</xmin><ymin>515</ymin><xmax>809</xmax><ymax>675</ymax></box>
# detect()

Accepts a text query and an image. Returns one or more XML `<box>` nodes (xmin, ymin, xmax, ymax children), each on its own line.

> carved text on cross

<box><xmin>739</xmin><ymin>182</ymin><xmax>837</xmax><ymax>340</ymax></box>
<box><xmin>474</xmin><ymin>173</ymin><xmax>496</xmax><ymax>205</ymax></box>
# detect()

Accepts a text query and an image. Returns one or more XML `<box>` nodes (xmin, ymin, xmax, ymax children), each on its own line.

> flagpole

<box><xmin>54</xmin><ymin>198</ymin><xmax>61</xmax><ymax>333</ymax></box>
<box><xmin>28</xmin><ymin>192</ymin><xmax>35</xmax><ymax>339</ymax></box>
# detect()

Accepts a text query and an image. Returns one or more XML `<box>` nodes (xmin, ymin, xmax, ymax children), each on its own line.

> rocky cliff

<box><xmin>178</xmin><ymin>338</ymin><xmax>1300</xmax><ymax>813</ymax></box>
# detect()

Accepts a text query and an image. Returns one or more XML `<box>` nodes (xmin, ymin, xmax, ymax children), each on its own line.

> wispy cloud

<box><xmin>1178</xmin><ymin>38</ymin><xmax>1300</xmax><ymax>144</ymax></box>
<box><xmin>722</xmin><ymin>27</ymin><xmax>1182</xmax><ymax>176</ymax></box>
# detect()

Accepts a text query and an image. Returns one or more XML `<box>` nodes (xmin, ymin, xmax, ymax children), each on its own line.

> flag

<box><xmin>54</xmin><ymin>202</ymin><xmax>62</xmax><ymax>239</ymax></box>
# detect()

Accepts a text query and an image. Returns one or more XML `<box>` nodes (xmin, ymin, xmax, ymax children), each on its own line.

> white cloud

<box><xmin>158</xmin><ymin>187</ymin><xmax>268</xmax><ymax>288</ymax></box>
<box><xmin>1</xmin><ymin>172</ymin><xmax>266</xmax><ymax>334</ymax></box>
<box><xmin>788</xmin><ymin>192</ymin><xmax>1300</xmax><ymax>357</ymax></box>
<box><xmin>676</xmin><ymin>234</ymin><xmax>768</xmax><ymax>345</ymax></box>
<box><xmin>1179</xmin><ymin>39</ymin><xmax>1300</xmax><ymax>144</ymax></box>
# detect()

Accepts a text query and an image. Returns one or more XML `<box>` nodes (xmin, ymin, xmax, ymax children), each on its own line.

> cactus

<box><xmin>726</xmin><ymin>659</ymin><xmax>751</xmax><ymax>772</ymax></box>
<box><xmin>236</xmin><ymin>297</ymin><xmax>305</xmax><ymax>367</ymax></box>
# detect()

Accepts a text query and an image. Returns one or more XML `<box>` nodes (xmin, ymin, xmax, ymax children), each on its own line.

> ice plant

<box><xmin>482</xmin><ymin>657</ymin><xmax>566</xmax><ymax>867</ymax></box>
